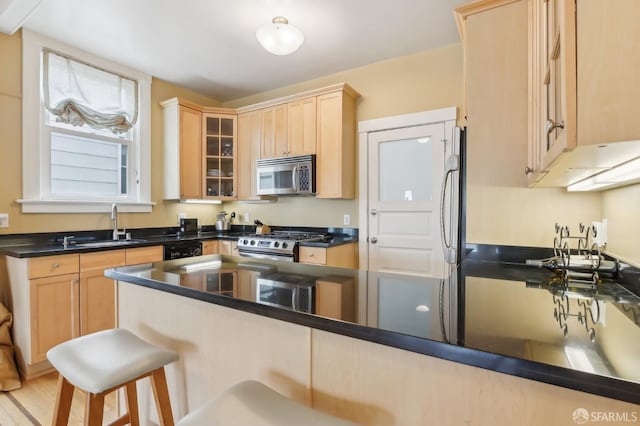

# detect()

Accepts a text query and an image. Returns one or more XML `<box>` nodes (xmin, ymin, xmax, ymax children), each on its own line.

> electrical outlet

<box><xmin>0</xmin><ymin>213</ymin><xmax>8</xmax><ymax>228</ymax></box>
<box><xmin>343</xmin><ymin>214</ymin><xmax>351</xmax><ymax>226</ymax></box>
<box><xmin>178</xmin><ymin>212</ymin><xmax>187</xmax><ymax>223</ymax></box>
<box><xmin>242</xmin><ymin>212</ymin><xmax>250</xmax><ymax>223</ymax></box>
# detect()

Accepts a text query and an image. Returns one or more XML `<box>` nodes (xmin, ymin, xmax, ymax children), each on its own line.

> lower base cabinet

<box><xmin>219</xmin><ymin>240</ymin><xmax>239</xmax><ymax>256</ymax></box>
<box><xmin>29</xmin><ymin>272</ymin><xmax>79</xmax><ymax>364</ymax></box>
<box><xmin>3</xmin><ymin>245</ymin><xmax>163</xmax><ymax>379</ymax></box>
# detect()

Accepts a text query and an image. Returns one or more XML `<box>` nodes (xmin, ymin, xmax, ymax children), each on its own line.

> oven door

<box><xmin>256</xmin><ymin>278</ymin><xmax>314</xmax><ymax>313</ymax></box>
<box><xmin>257</xmin><ymin>164</ymin><xmax>296</xmax><ymax>195</ymax></box>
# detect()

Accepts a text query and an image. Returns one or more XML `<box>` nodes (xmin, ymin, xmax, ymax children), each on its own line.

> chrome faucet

<box><xmin>111</xmin><ymin>203</ymin><xmax>127</xmax><ymax>240</ymax></box>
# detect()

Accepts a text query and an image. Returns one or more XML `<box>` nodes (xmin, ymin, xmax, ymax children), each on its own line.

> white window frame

<box><xmin>19</xmin><ymin>29</ymin><xmax>153</xmax><ymax>213</ymax></box>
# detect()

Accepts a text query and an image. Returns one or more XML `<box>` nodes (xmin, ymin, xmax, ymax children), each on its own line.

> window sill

<box><xmin>17</xmin><ymin>199</ymin><xmax>155</xmax><ymax>213</ymax></box>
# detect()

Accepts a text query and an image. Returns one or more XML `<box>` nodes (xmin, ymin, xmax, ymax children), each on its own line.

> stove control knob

<box><xmin>242</xmin><ymin>239</ymin><xmax>248</xmax><ymax>245</ymax></box>
<box><xmin>250</xmin><ymin>240</ymin><xmax>256</xmax><ymax>246</ymax></box>
<box><xmin>282</xmin><ymin>242</ymin><xmax>288</xmax><ymax>249</ymax></box>
<box><xmin>274</xmin><ymin>242</ymin><xmax>280</xmax><ymax>248</ymax></box>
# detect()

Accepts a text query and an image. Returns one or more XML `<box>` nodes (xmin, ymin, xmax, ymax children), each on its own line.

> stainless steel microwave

<box><xmin>256</xmin><ymin>154</ymin><xmax>316</xmax><ymax>196</ymax></box>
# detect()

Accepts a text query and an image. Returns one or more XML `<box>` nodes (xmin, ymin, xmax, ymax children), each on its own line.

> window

<box><xmin>20</xmin><ymin>30</ymin><xmax>153</xmax><ymax>213</ymax></box>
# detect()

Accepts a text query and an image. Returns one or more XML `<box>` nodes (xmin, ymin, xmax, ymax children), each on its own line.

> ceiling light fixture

<box><xmin>256</xmin><ymin>16</ymin><xmax>304</xmax><ymax>56</ymax></box>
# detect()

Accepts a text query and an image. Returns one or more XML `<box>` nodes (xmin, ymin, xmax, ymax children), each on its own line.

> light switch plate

<box><xmin>0</xmin><ymin>213</ymin><xmax>8</xmax><ymax>228</ymax></box>
<box><xmin>343</xmin><ymin>214</ymin><xmax>351</xmax><ymax>225</ymax></box>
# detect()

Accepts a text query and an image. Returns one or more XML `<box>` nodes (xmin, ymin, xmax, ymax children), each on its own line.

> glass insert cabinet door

<box><xmin>204</xmin><ymin>113</ymin><xmax>237</xmax><ymax>199</ymax></box>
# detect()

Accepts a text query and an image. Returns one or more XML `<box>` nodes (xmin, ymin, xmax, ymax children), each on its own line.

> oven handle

<box><xmin>291</xmin><ymin>287</ymin><xmax>297</xmax><ymax>311</ymax></box>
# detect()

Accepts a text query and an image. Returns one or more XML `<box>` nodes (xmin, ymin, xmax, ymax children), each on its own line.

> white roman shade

<box><xmin>43</xmin><ymin>50</ymin><xmax>138</xmax><ymax>134</ymax></box>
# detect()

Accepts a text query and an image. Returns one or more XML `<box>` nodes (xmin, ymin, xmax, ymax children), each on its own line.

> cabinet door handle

<box><xmin>525</xmin><ymin>166</ymin><xmax>535</xmax><ymax>175</ymax></box>
<box><xmin>545</xmin><ymin>119</ymin><xmax>564</xmax><ymax>135</ymax></box>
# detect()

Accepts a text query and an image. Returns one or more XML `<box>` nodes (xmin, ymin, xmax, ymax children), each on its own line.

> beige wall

<box><xmin>602</xmin><ymin>184</ymin><xmax>640</xmax><ymax>266</ymax></box>
<box><xmin>0</xmin><ymin>31</ymin><xmax>224</xmax><ymax>235</ymax></box>
<box><xmin>223</xmin><ymin>43</ymin><xmax>464</xmax><ymax>228</ymax></box>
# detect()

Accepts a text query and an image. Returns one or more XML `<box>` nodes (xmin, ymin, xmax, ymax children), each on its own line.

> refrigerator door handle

<box><xmin>440</xmin><ymin>127</ymin><xmax>460</xmax><ymax>265</ymax></box>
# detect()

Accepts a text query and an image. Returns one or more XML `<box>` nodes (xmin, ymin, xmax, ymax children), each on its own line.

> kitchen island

<box><xmin>106</xmin><ymin>252</ymin><xmax>640</xmax><ymax>425</ymax></box>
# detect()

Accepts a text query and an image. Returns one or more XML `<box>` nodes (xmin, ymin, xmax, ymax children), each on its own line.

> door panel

<box><xmin>368</xmin><ymin>123</ymin><xmax>446</xmax><ymax>278</ymax></box>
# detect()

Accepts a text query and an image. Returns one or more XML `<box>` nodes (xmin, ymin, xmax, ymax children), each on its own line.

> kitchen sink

<box><xmin>75</xmin><ymin>239</ymin><xmax>148</xmax><ymax>248</ymax></box>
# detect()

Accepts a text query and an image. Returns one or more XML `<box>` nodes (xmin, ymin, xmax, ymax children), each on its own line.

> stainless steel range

<box><xmin>237</xmin><ymin>231</ymin><xmax>325</xmax><ymax>262</ymax></box>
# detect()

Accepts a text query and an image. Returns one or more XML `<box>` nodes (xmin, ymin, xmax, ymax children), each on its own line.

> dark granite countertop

<box><xmin>105</xmin><ymin>249</ymin><xmax>640</xmax><ymax>406</ymax></box>
<box><xmin>0</xmin><ymin>226</ymin><xmax>358</xmax><ymax>258</ymax></box>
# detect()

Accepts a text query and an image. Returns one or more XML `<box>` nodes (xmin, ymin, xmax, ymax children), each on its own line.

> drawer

<box><xmin>125</xmin><ymin>246</ymin><xmax>163</xmax><ymax>265</ymax></box>
<box><xmin>29</xmin><ymin>254</ymin><xmax>79</xmax><ymax>279</ymax></box>
<box><xmin>298</xmin><ymin>246</ymin><xmax>326</xmax><ymax>265</ymax></box>
<box><xmin>80</xmin><ymin>250</ymin><xmax>126</xmax><ymax>272</ymax></box>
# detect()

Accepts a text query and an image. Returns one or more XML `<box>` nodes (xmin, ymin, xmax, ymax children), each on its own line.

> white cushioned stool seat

<box><xmin>47</xmin><ymin>328</ymin><xmax>179</xmax><ymax>426</ymax></box>
<box><xmin>177</xmin><ymin>380</ymin><xmax>359</xmax><ymax>426</ymax></box>
<box><xmin>47</xmin><ymin>328</ymin><xmax>179</xmax><ymax>394</ymax></box>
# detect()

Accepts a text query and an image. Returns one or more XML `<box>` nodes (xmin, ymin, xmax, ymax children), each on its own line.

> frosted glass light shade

<box><xmin>256</xmin><ymin>17</ymin><xmax>304</xmax><ymax>56</ymax></box>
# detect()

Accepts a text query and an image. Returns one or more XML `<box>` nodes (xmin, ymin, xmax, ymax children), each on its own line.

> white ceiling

<box><xmin>23</xmin><ymin>0</ymin><xmax>467</xmax><ymax>102</ymax></box>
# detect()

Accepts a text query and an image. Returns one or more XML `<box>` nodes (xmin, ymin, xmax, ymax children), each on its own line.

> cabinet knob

<box><xmin>52</xmin><ymin>263</ymin><xmax>60</xmax><ymax>269</ymax></box>
<box><xmin>370</xmin><ymin>237</ymin><xmax>378</xmax><ymax>244</ymax></box>
<box><xmin>370</xmin><ymin>209</ymin><xmax>378</xmax><ymax>216</ymax></box>
<box><xmin>525</xmin><ymin>166</ymin><xmax>535</xmax><ymax>175</ymax></box>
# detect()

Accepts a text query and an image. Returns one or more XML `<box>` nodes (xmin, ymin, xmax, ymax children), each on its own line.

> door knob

<box><xmin>370</xmin><ymin>237</ymin><xmax>378</xmax><ymax>244</ymax></box>
<box><xmin>545</xmin><ymin>119</ymin><xmax>564</xmax><ymax>135</ymax></box>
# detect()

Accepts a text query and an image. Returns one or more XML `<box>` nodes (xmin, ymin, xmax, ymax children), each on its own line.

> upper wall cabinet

<box><xmin>236</xmin><ymin>83</ymin><xmax>360</xmax><ymax>199</ymax></box>
<box><xmin>161</xmin><ymin>98</ymin><xmax>237</xmax><ymax>200</ymax></box>
<box><xmin>161</xmin><ymin>98</ymin><xmax>202</xmax><ymax>199</ymax></box>
<box><xmin>287</xmin><ymin>97</ymin><xmax>317</xmax><ymax>157</ymax></box>
<box><xmin>260</xmin><ymin>104</ymin><xmax>288</xmax><ymax>159</ymax></box>
<box><xmin>528</xmin><ymin>0</ymin><xmax>640</xmax><ymax>188</ymax></box>
<box><xmin>203</xmin><ymin>113</ymin><xmax>237</xmax><ymax>199</ymax></box>
<box><xmin>455</xmin><ymin>0</ymin><xmax>529</xmax><ymax>189</ymax></box>
<box><xmin>316</xmin><ymin>90</ymin><xmax>358</xmax><ymax>198</ymax></box>
<box><xmin>237</xmin><ymin>110</ymin><xmax>262</xmax><ymax>200</ymax></box>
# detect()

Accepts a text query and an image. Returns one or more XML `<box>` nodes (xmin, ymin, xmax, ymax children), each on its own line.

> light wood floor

<box><xmin>0</xmin><ymin>372</ymin><xmax>117</xmax><ymax>425</ymax></box>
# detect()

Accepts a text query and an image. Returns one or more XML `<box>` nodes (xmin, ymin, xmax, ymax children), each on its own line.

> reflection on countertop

<box><xmin>106</xmin><ymin>252</ymin><xmax>640</xmax><ymax>405</ymax></box>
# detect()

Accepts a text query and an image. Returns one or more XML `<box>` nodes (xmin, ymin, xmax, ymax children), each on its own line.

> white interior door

<box><xmin>367</xmin><ymin>123</ymin><xmax>446</xmax><ymax>277</ymax></box>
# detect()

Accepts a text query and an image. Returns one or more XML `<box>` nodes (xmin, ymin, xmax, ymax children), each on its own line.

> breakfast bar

<box><xmin>106</xmin><ymin>252</ymin><xmax>640</xmax><ymax>425</ymax></box>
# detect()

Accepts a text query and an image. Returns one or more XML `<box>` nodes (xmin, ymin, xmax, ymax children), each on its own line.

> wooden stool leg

<box><xmin>84</xmin><ymin>392</ymin><xmax>105</xmax><ymax>426</ymax></box>
<box><xmin>52</xmin><ymin>374</ymin><xmax>75</xmax><ymax>426</ymax></box>
<box><xmin>150</xmin><ymin>368</ymin><xmax>174</xmax><ymax>426</ymax></box>
<box><xmin>125</xmin><ymin>381</ymin><xmax>140</xmax><ymax>426</ymax></box>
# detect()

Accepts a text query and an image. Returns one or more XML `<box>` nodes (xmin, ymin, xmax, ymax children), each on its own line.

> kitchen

<box><xmin>1</xmin><ymin>0</ymin><xmax>640</xmax><ymax>425</ymax></box>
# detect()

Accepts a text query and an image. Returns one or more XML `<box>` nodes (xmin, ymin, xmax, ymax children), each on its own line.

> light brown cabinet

<box><xmin>260</xmin><ymin>104</ymin><xmax>288</xmax><ymax>159</ymax></box>
<box><xmin>529</xmin><ymin>0</ymin><xmax>640</xmax><ymax>187</ymax></box>
<box><xmin>287</xmin><ymin>97</ymin><xmax>317</xmax><ymax>156</ymax></box>
<box><xmin>219</xmin><ymin>240</ymin><xmax>239</xmax><ymax>256</ymax></box>
<box><xmin>235</xmin><ymin>84</ymin><xmax>360</xmax><ymax>199</ymax></box>
<box><xmin>202</xmin><ymin>240</ymin><xmax>219</xmax><ymax>255</ymax></box>
<box><xmin>161</xmin><ymin>98</ymin><xmax>202</xmax><ymax>199</ymax></box>
<box><xmin>316</xmin><ymin>90</ymin><xmax>358</xmax><ymax>199</ymax></box>
<box><xmin>3</xmin><ymin>245</ymin><xmax>164</xmax><ymax>379</ymax></box>
<box><xmin>203</xmin><ymin>113</ymin><xmax>237</xmax><ymax>199</ymax></box>
<box><xmin>455</xmin><ymin>0</ymin><xmax>529</xmax><ymax>190</ymax></box>
<box><xmin>237</xmin><ymin>110</ymin><xmax>263</xmax><ymax>200</ymax></box>
<box><xmin>79</xmin><ymin>250</ymin><xmax>126</xmax><ymax>336</ymax></box>
<box><xmin>298</xmin><ymin>243</ymin><xmax>358</xmax><ymax>269</ymax></box>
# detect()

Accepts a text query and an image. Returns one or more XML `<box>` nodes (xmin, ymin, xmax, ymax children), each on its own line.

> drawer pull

<box><xmin>309</xmin><ymin>253</ymin><xmax>315</xmax><ymax>257</ymax></box>
<box><xmin>52</xmin><ymin>263</ymin><xmax>60</xmax><ymax>269</ymax></box>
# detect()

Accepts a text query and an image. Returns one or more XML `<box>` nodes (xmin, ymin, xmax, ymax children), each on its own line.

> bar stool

<box><xmin>176</xmin><ymin>380</ymin><xmax>359</xmax><ymax>426</ymax></box>
<box><xmin>46</xmin><ymin>328</ymin><xmax>179</xmax><ymax>426</ymax></box>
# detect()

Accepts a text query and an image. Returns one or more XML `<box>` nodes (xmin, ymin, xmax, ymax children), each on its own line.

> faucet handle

<box><xmin>63</xmin><ymin>235</ymin><xmax>75</xmax><ymax>247</ymax></box>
